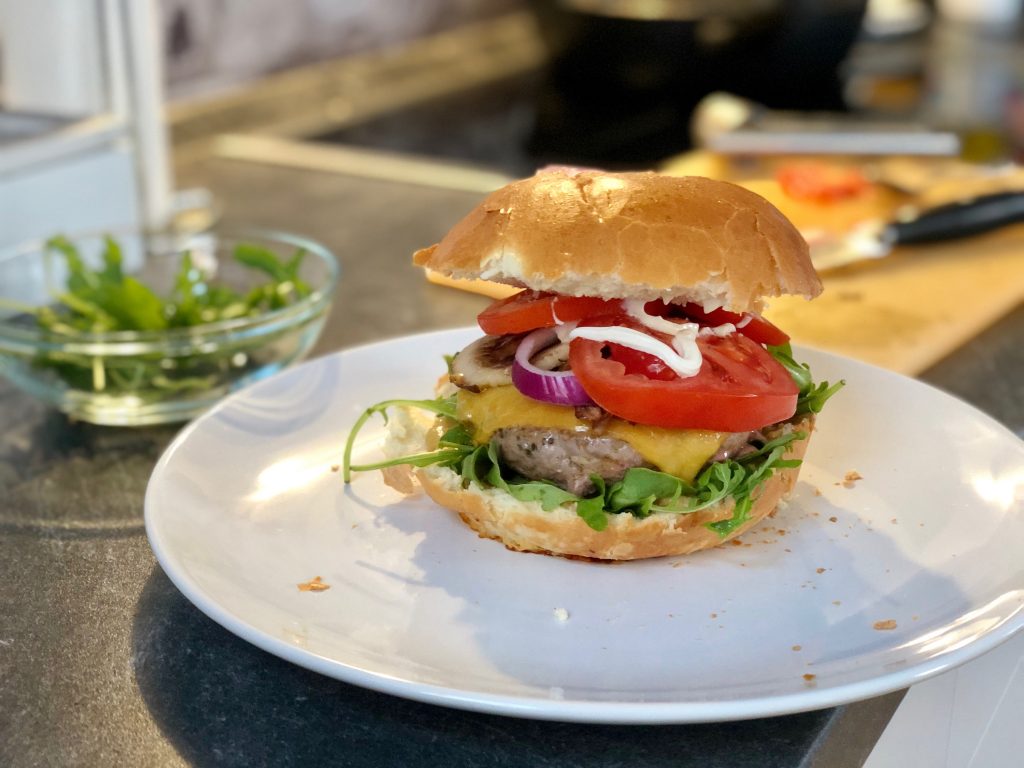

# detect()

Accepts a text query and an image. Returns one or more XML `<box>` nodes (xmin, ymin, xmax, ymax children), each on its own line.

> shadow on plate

<box><xmin>357</xmin><ymin>477</ymin><xmax>977</xmax><ymax>702</ymax></box>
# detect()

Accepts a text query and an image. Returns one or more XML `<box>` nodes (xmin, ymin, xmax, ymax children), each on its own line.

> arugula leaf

<box><xmin>708</xmin><ymin>496</ymin><xmax>754</xmax><ymax>537</ymax></box>
<box><xmin>460</xmin><ymin>441</ymin><xmax>583</xmax><ymax>513</ymax></box>
<box><xmin>234</xmin><ymin>243</ymin><xmax>311</xmax><ymax>303</ymax></box>
<box><xmin>702</xmin><ymin>431</ymin><xmax>805</xmax><ymax>535</ymax></box>
<box><xmin>606</xmin><ymin>467</ymin><xmax>686</xmax><ymax>517</ymax></box>
<box><xmin>54</xmin><ymin>291</ymin><xmax>117</xmax><ymax>333</ymax></box>
<box><xmin>438</xmin><ymin>422</ymin><xmax>474</xmax><ymax>449</ymax></box>
<box><xmin>574</xmin><ymin>478</ymin><xmax>609</xmax><ymax>531</ymax></box>
<box><xmin>341</xmin><ymin>396</ymin><xmax>460</xmax><ymax>482</ymax></box>
<box><xmin>797</xmin><ymin>380</ymin><xmax>846</xmax><ymax>415</ymax></box>
<box><xmin>100</xmin><ymin>235</ymin><xmax>124</xmax><ymax>282</ymax></box>
<box><xmin>768</xmin><ymin>342</ymin><xmax>813</xmax><ymax>391</ymax></box>
<box><xmin>93</xmin><ymin>277</ymin><xmax>168</xmax><ymax>331</ymax></box>
<box><xmin>233</xmin><ymin>243</ymin><xmax>292</xmax><ymax>282</ymax></box>
<box><xmin>168</xmin><ymin>251</ymin><xmax>204</xmax><ymax>327</ymax></box>
<box><xmin>46</xmin><ymin>235</ymin><xmax>98</xmax><ymax>296</ymax></box>
<box><xmin>768</xmin><ymin>342</ymin><xmax>844</xmax><ymax>415</ymax></box>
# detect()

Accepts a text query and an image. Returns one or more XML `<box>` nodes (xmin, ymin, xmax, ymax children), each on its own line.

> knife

<box><xmin>808</xmin><ymin>189</ymin><xmax>1024</xmax><ymax>272</ymax></box>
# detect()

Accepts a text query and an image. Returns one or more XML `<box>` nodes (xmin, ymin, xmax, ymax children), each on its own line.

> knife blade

<box><xmin>807</xmin><ymin>189</ymin><xmax>1024</xmax><ymax>272</ymax></box>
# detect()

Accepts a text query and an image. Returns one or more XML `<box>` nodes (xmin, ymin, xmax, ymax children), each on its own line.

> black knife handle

<box><xmin>889</xmin><ymin>190</ymin><xmax>1024</xmax><ymax>245</ymax></box>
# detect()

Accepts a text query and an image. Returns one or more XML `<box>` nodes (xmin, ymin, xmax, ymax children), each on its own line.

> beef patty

<box><xmin>493</xmin><ymin>427</ymin><xmax>647</xmax><ymax>496</ymax></box>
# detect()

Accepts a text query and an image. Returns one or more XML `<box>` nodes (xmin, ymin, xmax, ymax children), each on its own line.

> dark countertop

<box><xmin>1</xmin><ymin>156</ymin><xmax>1021</xmax><ymax>767</ymax></box>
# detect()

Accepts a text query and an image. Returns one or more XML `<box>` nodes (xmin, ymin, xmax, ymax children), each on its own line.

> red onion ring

<box><xmin>511</xmin><ymin>327</ymin><xmax>595</xmax><ymax>406</ymax></box>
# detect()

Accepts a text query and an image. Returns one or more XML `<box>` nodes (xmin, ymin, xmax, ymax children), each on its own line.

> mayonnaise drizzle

<box><xmin>561</xmin><ymin>300</ymin><xmax>753</xmax><ymax>379</ymax></box>
<box><xmin>615</xmin><ymin>298</ymin><xmax>704</xmax><ymax>377</ymax></box>
<box><xmin>622</xmin><ymin>299</ymin><xmax>689</xmax><ymax>335</ymax></box>
<box><xmin>567</xmin><ymin>325</ymin><xmax>703</xmax><ymax>378</ymax></box>
<box><xmin>699</xmin><ymin>322</ymin><xmax>736</xmax><ymax>338</ymax></box>
<box><xmin>554</xmin><ymin>320</ymin><xmax>578</xmax><ymax>342</ymax></box>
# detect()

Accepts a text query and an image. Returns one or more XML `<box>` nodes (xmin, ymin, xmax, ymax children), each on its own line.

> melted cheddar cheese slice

<box><xmin>456</xmin><ymin>386</ymin><xmax>726</xmax><ymax>482</ymax></box>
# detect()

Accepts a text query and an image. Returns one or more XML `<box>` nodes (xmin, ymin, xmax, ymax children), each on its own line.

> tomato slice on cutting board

<box><xmin>478</xmin><ymin>290</ymin><xmax>621</xmax><ymax>335</ymax></box>
<box><xmin>776</xmin><ymin>162</ymin><xmax>869</xmax><ymax>202</ymax></box>
<box><xmin>568</xmin><ymin>318</ymin><xmax>798</xmax><ymax>432</ymax></box>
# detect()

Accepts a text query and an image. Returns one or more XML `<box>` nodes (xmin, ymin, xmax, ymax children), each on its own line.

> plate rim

<box><xmin>144</xmin><ymin>326</ymin><xmax>1024</xmax><ymax>724</ymax></box>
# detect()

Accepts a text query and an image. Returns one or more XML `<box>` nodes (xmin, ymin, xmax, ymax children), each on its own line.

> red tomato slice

<box><xmin>478</xmin><ymin>290</ymin><xmax>621</xmax><ymax>335</ymax></box>
<box><xmin>568</xmin><ymin>318</ymin><xmax>798</xmax><ymax>432</ymax></box>
<box><xmin>675</xmin><ymin>302</ymin><xmax>789</xmax><ymax>347</ymax></box>
<box><xmin>776</xmin><ymin>162</ymin><xmax>869</xmax><ymax>202</ymax></box>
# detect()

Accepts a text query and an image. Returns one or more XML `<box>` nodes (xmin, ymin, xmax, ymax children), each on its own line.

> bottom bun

<box><xmin>382</xmin><ymin>409</ymin><xmax>813</xmax><ymax>561</ymax></box>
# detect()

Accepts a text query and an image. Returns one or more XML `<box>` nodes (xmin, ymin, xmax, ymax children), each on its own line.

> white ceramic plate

<box><xmin>145</xmin><ymin>328</ymin><xmax>1024</xmax><ymax>724</ymax></box>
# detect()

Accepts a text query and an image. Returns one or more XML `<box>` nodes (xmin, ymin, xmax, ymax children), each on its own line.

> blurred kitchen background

<box><xmin>4</xmin><ymin>0</ymin><xmax>1024</xmax><ymax>247</ymax></box>
<box><xmin>2</xmin><ymin>6</ymin><xmax>1024</xmax><ymax>765</ymax></box>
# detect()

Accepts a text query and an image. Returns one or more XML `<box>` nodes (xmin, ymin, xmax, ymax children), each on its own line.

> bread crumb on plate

<box><xmin>840</xmin><ymin>470</ymin><xmax>863</xmax><ymax>488</ymax></box>
<box><xmin>297</xmin><ymin>576</ymin><xmax>330</xmax><ymax>592</ymax></box>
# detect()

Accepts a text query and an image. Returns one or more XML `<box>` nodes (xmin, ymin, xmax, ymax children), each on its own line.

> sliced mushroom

<box><xmin>449</xmin><ymin>334</ymin><xmax>523</xmax><ymax>391</ymax></box>
<box><xmin>531</xmin><ymin>340</ymin><xmax>570</xmax><ymax>371</ymax></box>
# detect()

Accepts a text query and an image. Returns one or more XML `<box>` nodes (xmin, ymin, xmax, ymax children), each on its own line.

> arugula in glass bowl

<box><xmin>0</xmin><ymin>230</ymin><xmax>338</xmax><ymax>426</ymax></box>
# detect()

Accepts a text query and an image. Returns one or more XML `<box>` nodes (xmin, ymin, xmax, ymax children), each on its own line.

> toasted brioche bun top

<box><xmin>414</xmin><ymin>168</ymin><xmax>821</xmax><ymax>314</ymax></box>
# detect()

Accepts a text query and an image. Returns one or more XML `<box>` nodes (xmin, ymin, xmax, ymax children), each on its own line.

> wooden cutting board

<box><xmin>765</xmin><ymin>230</ymin><xmax>1024</xmax><ymax>376</ymax></box>
<box><xmin>425</xmin><ymin>159</ymin><xmax>1024</xmax><ymax>377</ymax></box>
<box><xmin>729</xmin><ymin>176</ymin><xmax>1024</xmax><ymax>376</ymax></box>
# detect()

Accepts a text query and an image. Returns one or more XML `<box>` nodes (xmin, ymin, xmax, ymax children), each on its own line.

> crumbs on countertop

<box><xmin>297</xmin><ymin>576</ymin><xmax>330</xmax><ymax>592</ymax></box>
<box><xmin>829</xmin><ymin>516</ymin><xmax>838</xmax><ymax>523</ymax></box>
<box><xmin>792</xmin><ymin>645</ymin><xmax>802</xmax><ymax>651</ymax></box>
<box><xmin>816</xmin><ymin>567</ymin><xmax>826</xmax><ymax>574</ymax></box>
<box><xmin>803</xmin><ymin>673</ymin><xmax>816</xmax><ymax>682</ymax></box>
<box><xmin>873</xmin><ymin>619</ymin><xmax>898</xmax><ymax>631</ymax></box>
<box><xmin>330</xmin><ymin>464</ymin><xmax>340</xmax><ymax>472</ymax></box>
<box><xmin>553</xmin><ymin>607</ymin><xmax>570</xmax><ymax>622</ymax></box>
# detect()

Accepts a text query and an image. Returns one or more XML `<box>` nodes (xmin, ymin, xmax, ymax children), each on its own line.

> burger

<box><xmin>343</xmin><ymin>168</ymin><xmax>842</xmax><ymax>560</ymax></box>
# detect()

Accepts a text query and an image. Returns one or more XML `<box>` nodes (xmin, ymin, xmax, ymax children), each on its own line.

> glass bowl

<box><xmin>0</xmin><ymin>229</ymin><xmax>339</xmax><ymax>426</ymax></box>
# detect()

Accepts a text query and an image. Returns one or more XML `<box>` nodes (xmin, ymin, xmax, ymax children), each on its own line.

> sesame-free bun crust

<box><xmin>414</xmin><ymin>169</ymin><xmax>821</xmax><ymax>314</ymax></box>
<box><xmin>381</xmin><ymin>407</ymin><xmax>813</xmax><ymax>561</ymax></box>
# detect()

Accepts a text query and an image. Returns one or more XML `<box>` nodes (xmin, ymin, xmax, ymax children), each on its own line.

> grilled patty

<box><xmin>493</xmin><ymin>427</ymin><xmax>647</xmax><ymax>496</ymax></box>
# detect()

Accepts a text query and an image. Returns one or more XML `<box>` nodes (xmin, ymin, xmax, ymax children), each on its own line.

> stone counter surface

<box><xmin>1</xmin><ymin>159</ymin><xmax>1020</xmax><ymax>767</ymax></box>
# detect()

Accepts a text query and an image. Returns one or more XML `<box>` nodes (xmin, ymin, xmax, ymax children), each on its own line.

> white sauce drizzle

<box><xmin>554</xmin><ymin>320</ymin><xmax>578</xmax><ymax>342</ymax></box>
<box><xmin>698</xmin><ymin>322</ymin><xmax>736</xmax><ymax>338</ymax></box>
<box><xmin>622</xmin><ymin>299</ymin><xmax>693</xmax><ymax>335</ymax></box>
<box><xmin>560</xmin><ymin>300</ymin><xmax>755</xmax><ymax>379</ymax></box>
<box><xmin>568</xmin><ymin>325</ymin><xmax>703</xmax><ymax>378</ymax></box>
<box><xmin>670</xmin><ymin>327</ymin><xmax>701</xmax><ymax>371</ymax></box>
